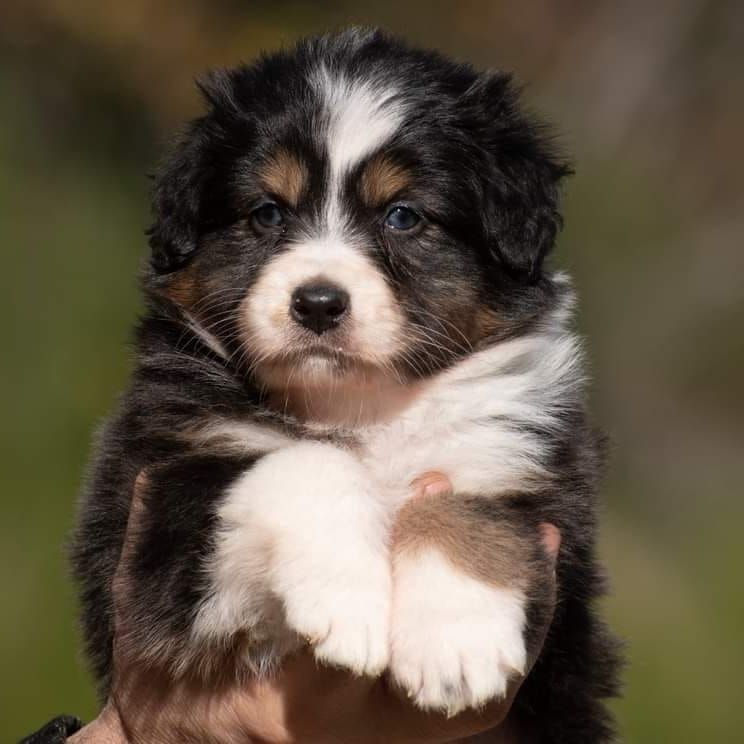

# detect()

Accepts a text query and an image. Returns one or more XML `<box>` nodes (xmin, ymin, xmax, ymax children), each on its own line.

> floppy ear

<box><xmin>463</xmin><ymin>72</ymin><xmax>571</xmax><ymax>282</ymax></box>
<box><xmin>146</xmin><ymin>123</ymin><xmax>208</xmax><ymax>272</ymax></box>
<box><xmin>146</xmin><ymin>70</ymin><xmax>238</xmax><ymax>273</ymax></box>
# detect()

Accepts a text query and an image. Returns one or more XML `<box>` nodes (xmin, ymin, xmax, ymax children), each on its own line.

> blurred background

<box><xmin>1</xmin><ymin>1</ymin><xmax>742</xmax><ymax>740</ymax></box>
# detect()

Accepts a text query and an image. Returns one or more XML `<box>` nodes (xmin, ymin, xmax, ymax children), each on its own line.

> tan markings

<box><xmin>159</xmin><ymin>265</ymin><xmax>198</xmax><ymax>308</ymax></box>
<box><xmin>260</xmin><ymin>149</ymin><xmax>308</xmax><ymax>207</ymax></box>
<box><xmin>359</xmin><ymin>155</ymin><xmax>411</xmax><ymax>206</ymax></box>
<box><xmin>471</xmin><ymin>305</ymin><xmax>505</xmax><ymax>346</ymax></box>
<box><xmin>393</xmin><ymin>492</ymin><xmax>535</xmax><ymax>591</ymax></box>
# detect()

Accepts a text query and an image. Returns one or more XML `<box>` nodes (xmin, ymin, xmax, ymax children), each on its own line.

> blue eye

<box><xmin>252</xmin><ymin>202</ymin><xmax>284</xmax><ymax>230</ymax></box>
<box><xmin>384</xmin><ymin>205</ymin><xmax>421</xmax><ymax>231</ymax></box>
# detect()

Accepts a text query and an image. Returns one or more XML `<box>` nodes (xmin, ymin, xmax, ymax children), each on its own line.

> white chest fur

<box><xmin>356</xmin><ymin>326</ymin><xmax>583</xmax><ymax>506</ymax></box>
<box><xmin>192</xmin><ymin>309</ymin><xmax>583</xmax><ymax>509</ymax></box>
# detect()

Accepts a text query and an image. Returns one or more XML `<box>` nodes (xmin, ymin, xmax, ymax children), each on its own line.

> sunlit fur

<box><xmin>72</xmin><ymin>28</ymin><xmax>621</xmax><ymax>743</ymax></box>
<box><xmin>392</xmin><ymin>548</ymin><xmax>527</xmax><ymax>715</ymax></box>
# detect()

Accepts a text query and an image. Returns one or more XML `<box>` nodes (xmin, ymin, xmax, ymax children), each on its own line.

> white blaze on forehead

<box><xmin>312</xmin><ymin>66</ymin><xmax>404</xmax><ymax>233</ymax></box>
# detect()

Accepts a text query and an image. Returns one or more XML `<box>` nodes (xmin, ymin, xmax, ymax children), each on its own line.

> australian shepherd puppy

<box><xmin>71</xmin><ymin>28</ymin><xmax>620</xmax><ymax>742</ymax></box>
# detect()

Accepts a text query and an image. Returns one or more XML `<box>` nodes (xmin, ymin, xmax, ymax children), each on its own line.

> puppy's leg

<box><xmin>390</xmin><ymin>491</ymin><xmax>553</xmax><ymax>715</ymax></box>
<box><xmin>196</xmin><ymin>441</ymin><xmax>391</xmax><ymax>677</ymax></box>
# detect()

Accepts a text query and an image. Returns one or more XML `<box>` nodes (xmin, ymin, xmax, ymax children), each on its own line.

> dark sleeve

<box><xmin>18</xmin><ymin>716</ymin><xmax>83</xmax><ymax>744</ymax></box>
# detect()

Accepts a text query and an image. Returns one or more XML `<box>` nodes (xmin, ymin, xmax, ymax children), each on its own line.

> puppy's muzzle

<box><xmin>290</xmin><ymin>282</ymin><xmax>350</xmax><ymax>335</ymax></box>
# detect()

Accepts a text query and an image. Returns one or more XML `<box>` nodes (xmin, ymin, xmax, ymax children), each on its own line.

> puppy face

<box><xmin>146</xmin><ymin>29</ymin><xmax>568</xmax><ymax>401</ymax></box>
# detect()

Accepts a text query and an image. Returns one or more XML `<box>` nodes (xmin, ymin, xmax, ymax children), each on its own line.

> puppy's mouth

<box><xmin>252</xmin><ymin>339</ymin><xmax>423</xmax><ymax>426</ymax></box>
<box><xmin>297</xmin><ymin>343</ymin><xmax>358</xmax><ymax>367</ymax></box>
<box><xmin>254</xmin><ymin>342</ymin><xmax>381</xmax><ymax>387</ymax></box>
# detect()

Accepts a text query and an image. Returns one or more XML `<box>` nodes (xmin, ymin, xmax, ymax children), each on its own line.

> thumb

<box><xmin>66</xmin><ymin>703</ymin><xmax>127</xmax><ymax>744</ymax></box>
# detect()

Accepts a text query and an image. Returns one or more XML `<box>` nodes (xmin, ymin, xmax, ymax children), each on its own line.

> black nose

<box><xmin>290</xmin><ymin>283</ymin><xmax>350</xmax><ymax>335</ymax></box>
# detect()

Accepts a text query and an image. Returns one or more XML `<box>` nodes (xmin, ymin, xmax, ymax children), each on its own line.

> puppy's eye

<box><xmin>384</xmin><ymin>205</ymin><xmax>420</xmax><ymax>231</ymax></box>
<box><xmin>251</xmin><ymin>202</ymin><xmax>284</xmax><ymax>230</ymax></box>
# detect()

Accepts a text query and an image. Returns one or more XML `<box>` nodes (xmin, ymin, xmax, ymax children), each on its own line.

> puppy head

<box><xmin>145</xmin><ymin>29</ymin><xmax>569</xmax><ymax>401</ymax></box>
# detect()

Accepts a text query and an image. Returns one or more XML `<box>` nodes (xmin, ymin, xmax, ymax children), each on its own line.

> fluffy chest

<box><xmin>194</xmin><ymin>325</ymin><xmax>581</xmax><ymax>509</ymax></box>
<box><xmin>358</xmin><ymin>342</ymin><xmax>570</xmax><ymax>503</ymax></box>
<box><xmin>360</xmin><ymin>421</ymin><xmax>515</xmax><ymax>506</ymax></box>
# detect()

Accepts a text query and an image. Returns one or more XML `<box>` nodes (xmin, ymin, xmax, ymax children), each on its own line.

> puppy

<box><xmin>71</xmin><ymin>28</ymin><xmax>621</xmax><ymax>742</ymax></box>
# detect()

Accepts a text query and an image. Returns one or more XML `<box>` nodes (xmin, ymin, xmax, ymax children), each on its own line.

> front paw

<box><xmin>206</xmin><ymin>441</ymin><xmax>393</xmax><ymax>677</ymax></box>
<box><xmin>390</xmin><ymin>548</ymin><xmax>527</xmax><ymax>715</ymax></box>
<box><xmin>277</xmin><ymin>551</ymin><xmax>392</xmax><ymax>677</ymax></box>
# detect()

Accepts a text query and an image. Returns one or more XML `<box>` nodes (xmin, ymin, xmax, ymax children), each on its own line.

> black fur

<box><xmin>71</xmin><ymin>28</ymin><xmax>621</xmax><ymax>742</ymax></box>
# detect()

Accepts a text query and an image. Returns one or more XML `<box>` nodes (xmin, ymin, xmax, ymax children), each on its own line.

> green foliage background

<box><xmin>1</xmin><ymin>2</ymin><xmax>742</xmax><ymax>740</ymax></box>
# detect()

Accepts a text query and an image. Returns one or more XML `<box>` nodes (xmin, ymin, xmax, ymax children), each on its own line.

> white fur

<box><xmin>187</xmin><ymin>419</ymin><xmax>295</xmax><ymax>456</ymax></box>
<box><xmin>359</xmin><ymin>293</ymin><xmax>583</xmax><ymax>504</ymax></box>
<box><xmin>391</xmin><ymin>547</ymin><xmax>527</xmax><ymax>714</ymax></box>
<box><xmin>192</xmin><ymin>441</ymin><xmax>392</xmax><ymax>676</ymax></box>
<box><xmin>241</xmin><ymin>235</ymin><xmax>405</xmax><ymax>374</ymax></box>
<box><xmin>183</xmin><ymin>311</ymin><xmax>229</xmax><ymax>359</ymax></box>
<box><xmin>205</xmin><ymin>297</ymin><xmax>581</xmax><ymax>494</ymax></box>
<box><xmin>312</xmin><ymin>65</ymin><xmax>404</xmax><ymax>234</ymax></box>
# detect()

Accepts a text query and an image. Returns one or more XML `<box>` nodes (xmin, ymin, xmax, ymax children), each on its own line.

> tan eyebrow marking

<box><xmin>259</xmin><ymin>148</ymin><xmax>309</xmax><ymax>207</ymax></box>
<box><xmin>359</xmin><ymin>154</ymin><xmax>411</xmax><ymax>206</ymax></box>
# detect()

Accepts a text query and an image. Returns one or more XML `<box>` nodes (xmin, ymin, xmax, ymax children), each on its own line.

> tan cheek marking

<box><xmin>359</xmin><ymin>155</ymin><xmax>411</xmax><ymax>207</ymax></box>
<box><xmin>470</xmin><ymin>305</ymin><xmax>505</xmax><ymax>345</ymax></box>
<box><xmin>260</xmin><ymin>149</ymin><xmax>308</xmax><ymax>207</ymax></box>
<box><xmin>393</xmin><ymin>492</ymin><xmax>534</xmax><ymax>591</ymax></box>
<box><xmin>158</xmin><ymin>265</ymin><xmax>199</xmax><ymax>309</ymax></box>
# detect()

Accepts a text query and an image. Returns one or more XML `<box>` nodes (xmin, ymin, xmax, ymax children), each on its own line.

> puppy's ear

<box><xmin>463</xmin><ymin>72</ymin><xmax>571</xmax><ymax>282</ymax></box>
<box><xmin>147</xmin><ymin>70</ymin><xmax>237</xmax><ymax>273</ymax></box>
<box><xmin>146</xmin><ymin>125</ymin><xmax>206</xmax><ymax>272</ymax></box>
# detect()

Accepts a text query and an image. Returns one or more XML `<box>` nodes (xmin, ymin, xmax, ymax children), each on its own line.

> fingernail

<box><xmin>422</xmin><ymin>480</ymin><xmax>451</xmax><ymax>498</ymax></box>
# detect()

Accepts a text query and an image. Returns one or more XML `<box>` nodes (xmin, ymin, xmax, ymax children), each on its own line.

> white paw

<box><xmin>195</xmin><ymin>441</ymin><xmax>392</xmax><ymax>677</ymax></box>
<box><xmin>280</xmin><ymin>555</ymin><xmax>392</xmax><ymax>676</ymax></box>
<box><xmin>391</xmin><ymin>548</ymin><xmax>527</xmax><ymax>715</ymax></box>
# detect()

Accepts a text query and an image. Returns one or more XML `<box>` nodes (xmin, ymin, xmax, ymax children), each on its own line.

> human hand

<box><xmin>69</xmin><ymin>472</ymin><xmax>560</xmax><ymax>744</ymax></box>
